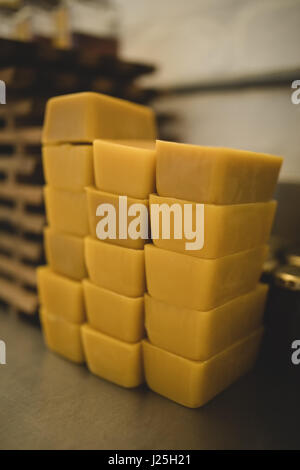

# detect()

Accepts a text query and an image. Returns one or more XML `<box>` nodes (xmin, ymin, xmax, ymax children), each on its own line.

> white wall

<box><xmin>115</xmin><ymin>0</ymin><xmax>300</xmax><ymax>87</ymax></box>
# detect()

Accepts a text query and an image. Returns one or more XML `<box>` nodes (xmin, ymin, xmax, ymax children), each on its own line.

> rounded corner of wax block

<box><xmin>176</xmin><ymin>392</ymin><xmax>205</xmax><ymax>409</ymax></box>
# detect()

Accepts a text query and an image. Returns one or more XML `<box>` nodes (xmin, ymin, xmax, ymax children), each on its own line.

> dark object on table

<box><xmin>262</xmin><ymin>264</ymin><xmax>300</xmax><ymax>380</ymax></box>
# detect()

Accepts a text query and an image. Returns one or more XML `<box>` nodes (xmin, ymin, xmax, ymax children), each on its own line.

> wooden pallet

<box><xmin>0</xmin><ymin>102</ymin><xmax>44</xmax><ymax>316</ymax></box>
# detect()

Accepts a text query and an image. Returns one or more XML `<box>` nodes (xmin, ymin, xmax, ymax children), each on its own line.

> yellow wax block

<box><xmin>150</xmin><ymin>194</ymin><xmax>276</xmax><ymax>258</ymax></box>
<box><xmin>93</xmin><ymin>139</ymin><xmax>156</xmax><ymax>199</ymax></box>
<box><xmin>85</xmin><ymin>237</ymin><xmax>146</xmax><ymax>297</ymax></box>
<box><xmin>83</xmin><ymin>279</ymin><xmax>144</xmax><ymax>343</ymax></box>
<box><xmin>44</xmin><ymin>186</ymin><xmax>89</xmax><ymax>236</ymax></box>
<box><xmin>42</xmin><ymin>144</ymin><xmax>94</xmax><ymax>190</ymax></box>
<box><xmin>42</xmin><ymin>92</ymin><xmax>157</xmax><ymax>144</ymax></box>
<box><xmin>145</xmin><ymin>244</ymin><xmax>267</xmax><ymax>310</ymax></box>
<box><xmin>81</xmin><ymin>324</ymin><xmax>144</xmax><ymax>388</ymax></box>
<box><xmin>156</xmin><ymin>140</ymin><xmax>283</xmax><ymax>204</ymax></box>
<box><xmin>44</xmin><ymin>227</ymin><xmax>87</xmax><ymax>281</ymax></box>
<box><xmin>145</xmin><ymin>284</ymin><xmax>267</xmax><ymax>361</ymax></box>
<box><xmin>143</xmin><ymin>328</ymin><xmax>263</xmax><ymax>408</ymax></box>
<box><xmin>40</xmin><ymin>308</ymin><xmax>85</xmax><ymax>364</ymax></box>
<box><xmin>37</xmin><ymin>266</ymin><xmax>85</xmax><ymax>324</ymax></box>
<box><xmin>86</xmin><ymin>187</ymin><xmax>149</xmax><ymax>250</ymax></box>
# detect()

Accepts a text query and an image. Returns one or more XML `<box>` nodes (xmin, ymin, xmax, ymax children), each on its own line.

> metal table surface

<box><xmin>1</xmin><ymin>310</ymin><xmax>300</xmax><ymax>450</ymax></box>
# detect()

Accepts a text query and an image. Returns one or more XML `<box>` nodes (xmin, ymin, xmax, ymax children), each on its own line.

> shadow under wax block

<box><xmin>37</xmin><ymin>266</ymin><xmax>85</xmax><ymax>324</ymax></box>
<box><xmin>145</xmin><ymin>244</ymin><xmax>267</xmax><ymax>310</ymax></box>
<box><xmin>156</xmin><ymin>140</ymin><xmax>283</xmax><ymax>204</ymax></box>
<box><xmin>40</xmin><ymin>308</ymin><xmax>85</xmax><ymax>364</ymax></box>
<box><xmin>42</xmin><ymin>144</ymin><xmax>94</xmax><ymax>190</ymax></box>
<box><xmin>150</xmin><ymin>194</ymin><xmax>276</xmax><ymax>258</ymax></box>
<box><xmin>143</xmin><ymin>328</ymin><xmax>263</xmax><ymax>408</ymax></box>
<box><xmin>42</xmin><ymin>92</ymin><xmax>157</xmax><ymax>144</ymax></box>
<box><xmin>44</xmin><ymin>227</ymin><xmax>87</xmax><ymax>281</ymax></box>
<box><xmin>145</xmin><ymin>284</ymin><xmax>267</xmax><ymax>361</ymax></box>
<box><xmin>81</xmin><ymin>324</ymin><xmax>144</xmax><ymax>388</ymax></box>
<box><xmin>85</xmin><ymin>237</ymin><xmax>146</xmax><ymax>297</ymax></box>
<box><xmin>83</xmin><ymin>280</ymin><xmax>144</xmax><ymax>343</ymax></box>
<box><xmin>93</xmin><ymin>139</ymin><xmax>156</xmax><ymax>199</ymax></box>
<box><xmin>44</xmin><ymin>186</ymin><xmax>89</xmax><ymax>236</ymax></box>
<box><xmin>86</xmin><ymin>187</ymin><xmax>149</xmax><ymax>250</ymax></box>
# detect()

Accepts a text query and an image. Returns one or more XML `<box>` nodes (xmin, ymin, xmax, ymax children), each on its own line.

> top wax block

<box><xmin>42</xmin><ymin>92</ymin><xmax>157</xmax><ymax>144</ymax></box>
<box><xmin>156</xmin><ymin>140</ymin><xmax>283</xmax><ymax>204</ymax></box>
<box><xmin>93</xmin><ymin>140</ymin><xmax>156</xmax><ymax>199</ymax></box>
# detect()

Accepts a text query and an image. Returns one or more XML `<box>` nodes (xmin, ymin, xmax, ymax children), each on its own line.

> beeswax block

<box><xmin>85</xmin><ymin>237</ymin><xmax>146</xmax><ymax>297</ymax></box>
<box><xmin>93</xmin><ymin>139</ymin><xmax>156</xmax><ymax>199</ymax></box>
<box><xmin>40</xmin><ymin>309</ymin><xmax>85</xmax><ymax>364</ymax></box>
<box><xmin>83</xmin><ymin>279</ymin><xmax>144</xmax><ymax>343</ymax></box>
<box><xmin>145</xmin><ymin>244</ymin><xmax>267</xmax><ymax>310</ymax></box>
<box><xmin>42</xmin><ymin>144</ymin><xmax>94</xmax><ymax>190</ymax></box>
<box><xmin>86</xmin><ymin>187</ymin><xmax>149</xmax><ymax>250</ymax></box>
<box><xmin>150</xmin><ymin>194</ymin><xmax>276</xmax><ymax>258</ymax></box>
<box><xmin>145</xmin><ymin>284</ymin><xmax>267</xmax><ymax>361</ymax></box>
<box><xmin>37</xmin><ymin>266</ymin><xmax>85</xmax><ymax>324</ymax></box>
<box><xmin>143</xmin><ymin>328</ymin><xmax>263</xmax><ymax>408</ymax></box>
<box><xmin>156</xmin><ymin>140</ymin><xmax>283</xmax><ymax>204</ymax></box>
<box><xmin>44</xmin><ymin>227</ymin><xmax>87</xmax><ymax>281</ymax></box>
<box><xmin>81</xmin><ymin>324</ymin><xmax>144</xmax><ymax>388</ymax></box>
<box><xmin>44</xmin><ymin>186</ymin><xmax>89</xmax><ymax>236</ymax></box>
<box><xmin>42</xmin><ymin>92</ymin><xmax>156</xmax><ymax>144</ymax></box>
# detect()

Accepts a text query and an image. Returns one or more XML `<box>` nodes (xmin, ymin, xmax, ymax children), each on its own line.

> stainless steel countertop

<box><xmin>1</xmin><ymin>310</ymin><xmax>299</xmax><ymax>450</ymax></box>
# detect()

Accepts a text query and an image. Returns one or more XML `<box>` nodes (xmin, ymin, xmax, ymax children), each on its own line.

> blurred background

<box><xmin>0</xmin><ymin>0</ymin><xmax>299</xmax><ymax>316</ymax></box>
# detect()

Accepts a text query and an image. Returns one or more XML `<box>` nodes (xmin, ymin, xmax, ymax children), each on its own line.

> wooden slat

<box><xmin>0</xmin><ymin>156</ymin><xmax>36</xmax><ymax>174</ymax></box>
<box><xmin>0</xmin><ymin>127</ymin><xmax>41</xmax><ymax>144</ymax></box>
<box><xmin>0</xmin><ymin>255</ymin><xmax>37</xmax><ymax>286</ymax></box>
<box><xmin>0</xmin><ymin>184</ymin><xmax>43</xmax><ymax>205</ymax></box>
<box><xmin>0</xmin><ymin>278</ymin><xmax>38</xmax><ymax>314</ymax></box>
<box><xmin>0</xmin><ymin>207</ymin><xmax>45</xmax><ymax>233</ymax></box>
<box><xmin>0</xmin><ymin>234</ymin><xmax>42</xmax><ymax>260</ymax></box>
<box><xmin>0</xmin><ymin>67</ymin><xmax>14</xmax><ymax>86</ymax></box>
<box><xmin>0</xmin><ymin>100</ymin><xmax>33</xmax><ymax>117</ymax></box>
<box><xmin>18</xmin><ymin>127</ymin><xmax>42</xmax><ymax>144</ymax></box>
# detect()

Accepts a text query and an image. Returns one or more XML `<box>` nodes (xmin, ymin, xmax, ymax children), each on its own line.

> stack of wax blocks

<box><xmin>144</xmin><ymin>140</ymin><xmax>283</xmax><ymax>408</ymax></box>
<box><xmin>37</xmin><ymin>91</ymin><xmax>156</xmax><ymax>368</ymax></box>
<box><xmin>83</xmin><ymin>138</ymin><xmax>156</xmax><ymax>388</ymax></box>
